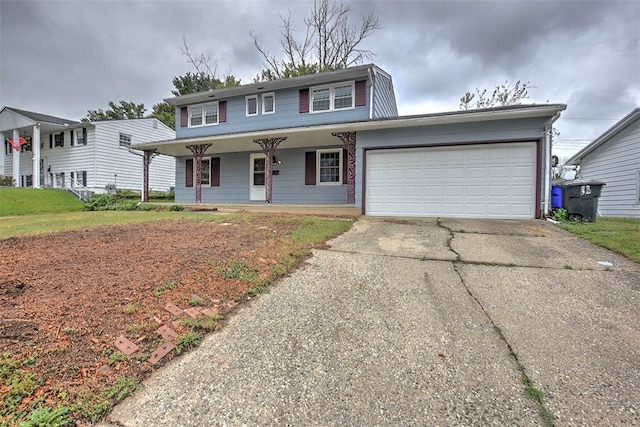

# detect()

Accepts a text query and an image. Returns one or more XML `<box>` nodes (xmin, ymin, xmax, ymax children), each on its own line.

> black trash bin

<box><xmin>558</xmin><ymin>180</ymin><xmax>605</xmax><ymax>222</ymax></box>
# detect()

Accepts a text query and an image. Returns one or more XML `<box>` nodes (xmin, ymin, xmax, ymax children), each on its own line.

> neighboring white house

<box><xmin>1</xmin><ymin>107</ymin><xmax>176</xmax><ymax>196</ymax></box>
<box><xmin>566</xmin><ymin>107</ymin><xmax>640</xmax><ymax>218</ymax></box>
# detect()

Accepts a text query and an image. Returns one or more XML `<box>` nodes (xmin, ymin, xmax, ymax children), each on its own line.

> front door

<box><xmin>250</xmin><ymin>153</ymin><xmax>266</xmax><ymax>201</ymax></box>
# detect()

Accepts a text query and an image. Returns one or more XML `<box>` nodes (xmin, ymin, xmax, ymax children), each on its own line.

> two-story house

<box><xmin>1</xmin><ymin>107</ymin><xmax>176</xmax><ymax>197</ymax></box>
<box><xmin>133</xmin><ymin>64</ymin><xmax>566</xmax><ymax>219</ymax></box>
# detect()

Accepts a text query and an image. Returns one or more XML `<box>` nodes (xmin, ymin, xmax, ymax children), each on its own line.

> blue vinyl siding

<box><xmin>372</xmin><ymin>71</ymin><xmax>398</xmax><ymax>118</ymax></box>
<box><xmin>176</xmin><ymin>84</ymin><xmax>371</xmax><ymax>140</ymax></box>
<box><xmin>175</xmin><ymin>146</ymin><xmax>348</xmax><ymax>204</ymax></box>
<box><xmin>354</xmin><ymin>117</ymin><xmax>550</xmax><ymax>208</ymax></box>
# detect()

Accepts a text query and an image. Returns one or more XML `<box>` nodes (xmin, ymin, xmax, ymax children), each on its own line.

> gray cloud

<box><xmin>1</xmin><ymin>0</ymin><xmax>638</xmax><ymax>158</ymax></box>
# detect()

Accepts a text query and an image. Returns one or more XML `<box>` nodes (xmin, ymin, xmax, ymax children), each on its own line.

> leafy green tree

<box><xmin>83</xmin><ymin>100</ymin><xmax>146</xmax><ymax>121</ymax></box>
<box><xmin>251</xmin><ymin>0</ymin><xmax>381</xmax><ymax>81</ymax></box>
<box><xmin>150</xmin><ymin>102</ymin><xmax>176</xmax><ymax>129</ymax></box>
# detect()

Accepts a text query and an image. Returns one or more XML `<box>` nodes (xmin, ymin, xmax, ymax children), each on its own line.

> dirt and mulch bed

<box><xmin>0</xmin><ymin>214</ymin><xmax>350</xmax><ymax>426</ymax></box>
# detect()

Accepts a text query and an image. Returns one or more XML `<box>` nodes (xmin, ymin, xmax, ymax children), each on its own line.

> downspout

<box><xmin>367</xmin><ymin>68</ymin><xmax>374</xmax><ymax>120</ymax></box>
<box><xmin>543</xmin><ymin>126</ymin><xmax>552</xmax><ymax>217</ymax></box>
<box><xmin>543</xmin><ymin>111</ymin><xmax>562</xmax><ymax>217</ymax></box>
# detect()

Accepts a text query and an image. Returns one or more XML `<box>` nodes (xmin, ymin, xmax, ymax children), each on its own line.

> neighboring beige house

<box><xmin>1</xmin><ymin>107</ymin><xmax>176</xmax><ymax>197</ymax></box>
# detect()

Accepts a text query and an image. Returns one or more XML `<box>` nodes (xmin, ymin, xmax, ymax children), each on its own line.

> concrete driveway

<box><xmin>104</xmin><ymin>218</ymin><xmax>640</xmax><ymax>426</ymax></box>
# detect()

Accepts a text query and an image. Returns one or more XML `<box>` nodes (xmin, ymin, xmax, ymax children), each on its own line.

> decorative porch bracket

<box><xmin>142</xmin><ymin>149</ymin><xmax>158</xmax><ymax>202</ymax></box>
<box><xmin>331</xmin><ymin>131</ymin><xmax>356</xmax><ymax>203</ymax></box>
<box><xmin>186</xmin><ymin>144</ymin><xmax>212</xmax><ymax>203</ymax></box>
<box><xmin>253</xmin><ymin>137</ymin><xmax>287</xmax><ymax>203</ymax></box>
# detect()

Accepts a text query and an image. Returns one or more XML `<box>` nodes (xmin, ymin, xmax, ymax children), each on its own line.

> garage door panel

<box><xmin>366</xmin><ymin>142</ymin><xmax>536</xmax><ymax>219</ymax></box>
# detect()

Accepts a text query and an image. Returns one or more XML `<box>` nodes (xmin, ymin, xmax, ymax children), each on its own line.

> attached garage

<box><xmin>365</xmin><ymin>142</ymin><xmax>538</xmax><ymax>219</ymax></box>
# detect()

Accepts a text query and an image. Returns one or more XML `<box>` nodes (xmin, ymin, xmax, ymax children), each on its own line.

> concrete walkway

<box><xmin>103</xmin><ymin>218</ymin><xmax>640</xmax><ymax>426</ymax></box>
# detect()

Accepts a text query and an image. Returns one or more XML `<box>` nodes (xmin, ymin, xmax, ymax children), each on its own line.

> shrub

<box><xmin>0</xmin><ymin>174</ymin><xmax>14</xmax><ymax>187</ymax></box>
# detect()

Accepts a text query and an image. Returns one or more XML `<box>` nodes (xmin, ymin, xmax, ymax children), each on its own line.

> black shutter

<box><xmin>305</xmin><ymin>151</ymin><xmax>316</xmax><ymax>185</ymax></box>
<box><xmin>186</xmin><ymin>159</ymin><xmax>194</xmax><ymax>187</ymax></box>
<box><xmin>211</xmin><ymin>157</ymin><xmax>220</xmax><ymax>186</ymax></box>
<box><xmin>180</xmin><ymin>107</ymin><xmax>188</xmax><ymax>127</ymax></box>
<box><xmin>82</xmin><ymin>171</ymin><xmax>87</xmax><ymax>186</ymax></box>
<box><xmin>342</xmin><ymin>149</ymin><xmax>348</xmax><ymax>185</ymax></box>
<box><xmin>49</xmin><ymin>134</ymin><xmax>53</xmax><ymax>149</ymax></box>
<box><xmin>70</xmin><ymin>129</ymin><xmax>74</xmax><ymax>146</ymax></box>
<box><xmin>82</xmin><ymin>127</ymin><xmax>87</xmax><ymax>145</ymax></box>
<box><xmin>299</xmin><ymin>89</ymin><xmax>310</xmax><ymax>113</ymax></box>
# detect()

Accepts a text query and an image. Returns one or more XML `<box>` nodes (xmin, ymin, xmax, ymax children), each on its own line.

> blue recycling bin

<box><xmin>551</xmin><ymin>185</ymin><xmax>562</xmax><ymax>210</ymax></box>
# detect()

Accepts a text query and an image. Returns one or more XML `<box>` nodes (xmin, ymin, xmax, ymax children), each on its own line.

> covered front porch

<box><xmin>135</xmin><ymin>123</ymin><xmax>362</xmax><ymax>206</ymax></box>
<box><xmin>0</xmin><ymin>107</ymin><xmax>76</xmax><ymax>188</ymax></box>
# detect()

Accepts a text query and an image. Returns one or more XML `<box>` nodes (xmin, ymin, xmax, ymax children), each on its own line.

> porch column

<box><xmin>331</xmin><ymin>131</ymin><xmax>356</xmax><ymax>203</ymax></box>
<box><xmin>12</xmin><ymin>129</ymin><xmax>20</xmax><ymax>187</ymax></box>
<box><xmin>32</xmin><ymin>124</ymin><xmax>41</xmax><ymax>188</ymax></box>
<box><xmin>253</xmin><ymin>137</ymin><xmax>287</xmax><ymax>204</ymax></box>
<box><xmin>142</xmin><ymin>149</ymin><xmax>158</xmax><ymax>202</ymax></box>
<box><xmin>186</xmin><ymin>144</ymin><xmax>212</xmax><ymax>203</ymax></box>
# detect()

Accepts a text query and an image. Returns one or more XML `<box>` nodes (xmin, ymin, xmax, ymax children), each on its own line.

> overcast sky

<box><xmin>1</xmin><ymin>0</ymin><xmax>638</xmax><ymax>158</ymax></box>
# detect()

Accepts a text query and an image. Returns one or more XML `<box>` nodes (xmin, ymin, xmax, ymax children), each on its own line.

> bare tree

<box><xmin>180</xmin><ymin>37</ymin><xmax>219</xmax><ymax>77</ymax></box>
<box><xmin>251</xmin><ymin>0</ymin><xmax>382</xmax><ymax>80</ymax></box>
<box><xmin>460</xmin><ymin>81</ymin><xmax>532</xmax><ymax>110</ymax></box>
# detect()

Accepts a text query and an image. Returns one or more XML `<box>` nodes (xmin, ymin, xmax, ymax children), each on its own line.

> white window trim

<box><xmin>188</xmin><ymin>102</ymin><xmax>219</xmax><ymax>127</ymax></box>
<box><xmin>310</xmin><ymin>81</ymin><xmax>355</xmax><ymax>113</ymax></box>
<box><xmin>246</xmin><ymin>95</ymin><xmax>258</xmax><ymax>117</ymax></box>
<box><xmin>262</xmin><ymin>92</ymin><xmax>275</xmax><ymax>115</ymax></box>
<box><xmin>316</xmin><ymin>148</ymin><xmax>343</xmax><ymax>185</ymax></box>
<box><xmin>194</xmin><ymin>157</ymin><xmax>212</xmax><ymax>185</ymax></box>
<box><xmin>119</xmin><ymin>132</ymin><xmax>132</xmax><ymax>147</ymax></box>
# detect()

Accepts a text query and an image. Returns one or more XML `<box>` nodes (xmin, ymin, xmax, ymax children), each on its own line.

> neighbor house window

<box><xmin>317</xmin><ymin>149</ymin><xmax>342</xmax><ymax>184</ymax></box>
<box><xmin>189</xmin><ymin>103</ymin><xmax>219</xmax><ymax>127</ymax></box>
<box><xmin>54</xmin><ymin>132</ymin><xmax>64</xmax><ymax>147</ymax></box>
<box><xmin>262</xmin><ymin>93</ymin><xmax>275</xmax><ymax>114</ymax></box>
<box><xmin>74</xmin><ymin>128</ymin><xmax>87</xmax><ymax>146</ymax></box>
<box><xmin>21</xmin><ymin>137</ymin><xmax>32</xmax><ymax>153</ymax></box>
<box><xmin>119</xmin><ymin>133</ymin><xmax>132</xmax><ymax>147</ymax></box>
<box><xmin>310</xmin><ymin>82</ymin><xmax>354</xmax><ymax>113</ymax></box>
<box><xmin>246</xmin><ymin>95</ymin><xmax>258</xmax><ymax>116</ymax></box>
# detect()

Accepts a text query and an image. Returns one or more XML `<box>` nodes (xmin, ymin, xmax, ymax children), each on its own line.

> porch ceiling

<box><xmin>136</xmin><ymin>127</ymin><xmax>342</xmax><ymax>157</ymax></box>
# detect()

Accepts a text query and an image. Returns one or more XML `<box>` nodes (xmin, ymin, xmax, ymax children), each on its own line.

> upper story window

<box><xmin>246</xmin><ymin>95</ymin><xmax>258</xmax><ymax>116</ymax></box>
<box><xmin>262</xmin><ymin>93</ymin><xmax>275</xmax><ymax>114</ymax></box>
<box><xmin>189</xmin><ymin>103</ymin><xmax>219</xmax><ymax>127</ymax></box>
<box><xmin>119</xmin><ymin>133</ymin><xmax>132</xmax><ymax>147</ymax></box>
<box><xmin>21</xmin><ymin>137</ymin><xmax>32</xmax><ymax>153</ymax></box>
<box><xmin>310</xmin><ymin>82</ymin><xmax>354</xmax><ymax>113</ymax></box>
<box><xmin>74</xmin><ymin>128</ymin><xmax>87</xmax><ymax>146</ymax></box>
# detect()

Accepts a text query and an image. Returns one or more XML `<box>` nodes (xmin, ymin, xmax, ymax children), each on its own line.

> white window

<box><xmin>75</xmin><ymin>128</ymin><xmax>86</xmax><ymax>146</ymax></box>
<box><xmin>262</xmin><ymin>92</ymin><xmax>275</xmax><ymax>114</ymax></box>
<box><xmin>317</xmin><ymin>149</ymin><xmax>342</xmax><ymax>185</ymax></box>
<box><xmin>246</xmin><ymin>95</ymin><xmax>258</xmax><ymax>116</ymax></box>
<box><xmin>119</xmin><ymin>133</ymin><xmax>132</xmax><ymax>147</ymax></box>
<box><xmin>310</xmin><ymin>82</ymin><xmax>354</xmax><ymax>113</ymax></box>
<box><xmin>189</xmin><ymin>103</ymin><xmax>218</xmax><ymax>127</ymax></box>
<box><xmin>194</xmin><ymin>157</ymin><xmax>211</xmax><ymax>185</ymax></box>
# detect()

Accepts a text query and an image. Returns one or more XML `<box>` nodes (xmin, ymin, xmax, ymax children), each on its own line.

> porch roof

<box><xmin>0</xmin><ymin>106</ymin><xmax>79</xmax><ymax>135</ymax></box>
<box><xmin>132</xmin><ymin>104</ymin><xmax>566</xmax><ymax>157</ymax></box>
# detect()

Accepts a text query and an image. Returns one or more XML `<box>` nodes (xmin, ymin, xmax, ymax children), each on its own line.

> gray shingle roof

<box><xmin>3</xmin><ymin>106</ymin><xmax>78</xmax><ymax>126</ymax></box>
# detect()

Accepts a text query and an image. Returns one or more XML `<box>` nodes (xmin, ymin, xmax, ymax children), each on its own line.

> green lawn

<box><xmin>560</xmin><ymin>217</ymin><xmax>640</xmax><ymax>264</ymax></box>
<box><xmin>0</xmin><ymin>188</ymin><xmax>83</xmax><ymax>215</ymax></box>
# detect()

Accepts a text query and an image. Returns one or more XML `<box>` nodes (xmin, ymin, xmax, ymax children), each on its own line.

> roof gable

<box><xmin>567</xmin><ymin>108</ymin><xmax>640</xmax><ymax>164</ymax></box>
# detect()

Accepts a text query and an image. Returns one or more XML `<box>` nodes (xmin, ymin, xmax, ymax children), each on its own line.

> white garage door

<box><xmin>366</xmin><ymin>142</ymin><xmax>537</xmax><ymax>219</ymax></box>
